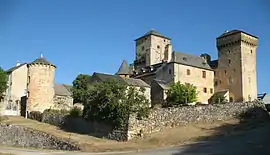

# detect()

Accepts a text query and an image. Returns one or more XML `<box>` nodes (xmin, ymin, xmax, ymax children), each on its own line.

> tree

<box><xmin>83</xmin><ymin>79</ymin><xmax>149</xmax><ymax>128</ymax></box>
<box><xmin>72</xmin><ymin>74</ymin><xmax>92</xmax><ymax>103</ymax></box>
<box><xmin>166</xmin><ymin>82</ymin><xmax>197</xmax><ymax>106</ymax></box>
<box><xmin>0</xmin><ymin>67</ymin><xmax>7</xmax><ymax>100</ymax></box>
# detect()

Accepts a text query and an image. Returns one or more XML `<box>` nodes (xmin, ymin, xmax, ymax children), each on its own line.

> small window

<box><xmin>210</xmin><ymin>88</ymin><xmax>213</xmax><ymax>94</ymax></box>
<box><xmin>228</xmin><ymin>50</ymin><xmax>231</xmax><ymax>54</ymax></box>
<box><xmin>203</xmin><ymin>88</ymin><xmax>207</xmax><ymax>93</ymax></box>
<box><xmin>169</xmin><ymin>69</ymin><xmax>172</xmax><ymax>74</ymax></box>
<box><xmin>224</xmin><ymin>70</ymin><xmax>227</xmax><ymax>74</ymax></box>
<box><xmin>187</xmin><ymin>69</ymin><xmax>190</xmax><ymax>75</ymax></box>
<box><xmin>164</xmin><ymin>39</ymin><xmax>166</xmax><ymax>42</ymax></box>
<box><xmin>145</xmin><ymin>37</ymin><xmax>147</xmax><ymax>40</ymax></box>
<box><xmin>214</xmin><ymin>71</ymin><xmax>216</xmax><ymax>76</ymax></box>
<box><xmin>251</xmin><ymin>50</ymin><xmax>253</xmax><ymax>54</ymax></box>
<box><xmin>28</xmin><ymin>76</ymin><xmax>30</xmax><ymax>84</ymax></box>
<box><xmin>141</xmin><ymin>46</ymin><xmax>144</xmax><ymax>51</ymax></box>
<box><xmin>228</xmin><ymin>59</ymin><xmax>231</xmax><ymax>64</ymax></box>
<box><xmin>183</xmin><ymin>57</ymin><xmax>187</xmax><ymax>61</ymax></box>
<box><xmin>157</xmin><ymin>45</ymin><xmax>160</xmax><ymax>49</ymax></box>
<box><xmin>219</xmin><ymin>80</ymin><xmax>222</xmax><ymax>84</ymax></box>
<box><xmin>27</xmin><ymin>91</ymin><xmax>30</xmax><ymax>97</ymax></box>
<box><xmin>202</xmin><ymin>71</ymin><xmax>206</xmax><ymax>78</ymax></box>
<box><xmin>214</xmin><ymin>81</ymin><xmax>218</xmax><ymax>86</ymax></box>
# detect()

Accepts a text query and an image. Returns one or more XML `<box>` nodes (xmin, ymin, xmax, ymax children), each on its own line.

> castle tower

<box><xmin>216</xmin><ymin>30</ymin><xmax>258</xmax><ymax>102</ymax></box>
<box><xmin>116</xmin><ymin>60</ymin><xmax>130</xmax><ymax>78</ymax></box>
<box><xmin>134</xmin><ymin>30</ymin><xmax>172</xmax><ymax>69</ymax></box>
<box><xmin>27</xmin><ymin>54</ymin><xmax>56</xmax><ymax>112</ymax></box>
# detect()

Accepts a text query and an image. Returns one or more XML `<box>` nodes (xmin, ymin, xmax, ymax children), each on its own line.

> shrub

<box><xmin>43</xmin><ymin>108</ymin><xmax>69</xmax><ymax>115</ymax></box>
<box><xmin>166</xmin><ymin>82</ymin><xmax>197</xmax><ymax>107</ymax></box>
<box><xmin>210</xmin><ymin>93</ymin><xmax>228</xmax><ymax>104</ymax></box>
<box><xmin>69</xmin><ymin>107</ymin><xmax>82</xmax><ymax>117</ymax></box>
<box><xmin>28</xmin><ymin>111</ymin><xmax>43</xmax><ymax>122</ymax></box>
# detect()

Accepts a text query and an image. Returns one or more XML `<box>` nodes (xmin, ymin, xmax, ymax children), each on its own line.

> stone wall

<box><xmin>53</xmin><ymin>95</ymin><xmax>73</xmax><ymax>110</ymax></box>
<box><xmin>127</xmin><ymin>102</ymin><xmax>269</xmax><ymax>139</ymax></box>
<box><xmin>0</xmin><ymin>123</ymin><xmax>79</xmax><ymax>150</ymax></box>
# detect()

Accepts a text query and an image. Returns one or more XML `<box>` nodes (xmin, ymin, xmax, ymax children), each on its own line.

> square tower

<box><xmin>216</xmin><ymin>30</ymin><xmax>258</xmax><ymax>102</ymax></box>
<box><xmin>134</xmin><ymin>30</ymin><xmax>172</xmax><ymax>69</ymax></box>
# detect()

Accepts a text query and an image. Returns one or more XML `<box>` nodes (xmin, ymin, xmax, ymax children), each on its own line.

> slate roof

<box><xmin>29</xmin><ymin>56</ymin><xmax>56</xmax><ymax>67</ymax></box>
<box><xmin>92</xmin><ymin>72</ymin><xmax>150</xmax><ymax>87</ymax></box>
<box><xmin>54</xmin><ymin>84</ymin><xmax>72</xmax><ymax>96</ymax></box>
<box><xmin>132</xmin><ymin>62</ymin><xmax>168</xmax><ymax>78</ymax></box>
<box><xmin>116</xmin><ymin>60</ymin><xmax>130</xmax><ymax>75</ymax></box>
<box><xmin>217</xmin><ymin>30</ymin><xmax>258</xmax><ymax>39</ymax></box>
<box><xmin>5</xmin><ymin>63</ymin><xmax>27</xmax><ymax>73</ymax></box>
<box><xmin>135</xmin><ymin>30</ymin><xmax>171</xmax><ymax>41</ymax></box>
<box><xmin>153</xmin><ymin>79</ymin><xmax>170</xmax><ymax>90</ymax></box>
<box><xmin>210</xmin><ymin>60</ymin><xmax>218</xmax><ymax>69</ymax></box>
<box><xmin>171</xmin><ymin>51</ymin><xmax>212</xmax><ymax>70</ymax></box>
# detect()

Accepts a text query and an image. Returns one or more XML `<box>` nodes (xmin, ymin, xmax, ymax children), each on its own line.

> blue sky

<box><xmin>0</xmin><ymin>0</ymin><xmax>269</xmax><ymax>93</ymax></box>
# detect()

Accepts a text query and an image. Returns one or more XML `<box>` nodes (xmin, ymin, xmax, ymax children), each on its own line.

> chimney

<box><xmin>16</xmin><ymin>61</ymin><xmax>20</xmax><ymax>66</ymax></box>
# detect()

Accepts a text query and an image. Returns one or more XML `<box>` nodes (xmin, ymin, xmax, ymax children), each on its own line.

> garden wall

<box><xmin>127</xmin><ymin>102</ymin><xmax>269</xmax><ymax>139</ymax></box>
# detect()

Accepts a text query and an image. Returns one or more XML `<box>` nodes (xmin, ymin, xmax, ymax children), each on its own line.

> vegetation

<box><xmin>0</xmin><ymin>67</ymin><xmax>8</xmax><ymax>100</ymax></box>
<box><xmin>28</xmin><ymin>111</ymin><xmax>43</xmax><ymax>122</ymax></box>
<box><xmin>72</xmin><ymin>74</ymin><xmax>92</xmax><ymax>103</ymax></box>
<box><xmin>82</xmin><ymin>79</ymin><xmax>150</xmax><ymax>128</ymax></box>
<box><xmin>69</xmin><ymin>107</ymin><xmax>83</xmax><ymax>117</ymax></box>
<box><xmin>166</xmin><ymin>82</ymin><xmax>197</xmax><ymax>106</ymax></box>
<box><xmin>209</xmin><ymin>93</ymin><xmax>228</xmax><ymax>104</ymax></box>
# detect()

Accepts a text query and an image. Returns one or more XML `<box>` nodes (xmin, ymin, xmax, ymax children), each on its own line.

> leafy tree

<box><xmin>0</xmin><ymin>67</ymin><xmax>7</xmax><ymax>100</ymax></box>
<box><xmin>83</xmin><ymin>79</ymin><xmax>150</xmax><ymax>128</ymax></box>
<box><xmin>209</xmin><ymin>93</ymin><xmax>228</xmax><ymax>104</ymax></box>
<box><xmin>72</xmin><ymin>74</ymin><xmax>92</xmax><ymax>103</ymax></box>
<box><xmin>166</xmin><ymin>82</ymin><xmax>197</xmax><ymax>106</ymax></box>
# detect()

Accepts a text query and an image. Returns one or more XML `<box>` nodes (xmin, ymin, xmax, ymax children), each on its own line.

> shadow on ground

<box><xmin>172</xmin><ymin>106</ymin><xmax>270</xmax><ymax>155</ymax></box>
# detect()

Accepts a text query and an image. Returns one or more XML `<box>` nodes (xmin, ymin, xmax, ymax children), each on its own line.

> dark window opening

<box><xmin>251</xmin><ymin>50</ymin><xmax>253</xmax><ymax>54</ymax></box>
<box><xmin>228</xmin><ymin>59</ymin><xmax>231</xmax><ymax>64</ymax></box>
<box><xmin>214</xmin><ymin>81</ymin><xmax>218</xmax><ymax>86</ymax></box>
<box><xmin>169</xmin><ymin>69</ymin><xmax>172</xmax><ymax>74</ymax></box>
<box><xmin>202</xmin><ymin>71</ymin><xmax>206</xmax><ymax>78</ymax></box>
<box><xmin>210</xmin><ymin>88</ymin><xmax>213</xmax><ymax>94</ymax></box>
<box><xmin>157</xmin><ymin>45</ymin><xmax>160</xmax><ymax>49</ymax></box>
<box><xmin>187</xmin><ymin>69</ymin><xmax>190</xmax><ymax>75</ymax></box>
<box><xmin>203</xmin><ymin>88</ymin><xmax>207</xmax><ymax>93</ymax></box>
<box><xmin>224</xmin><ymin>70</ymin><xmax>227</xmax><ymax>74</ymax></box>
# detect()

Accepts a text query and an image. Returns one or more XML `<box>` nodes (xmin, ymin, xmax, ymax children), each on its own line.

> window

<box><xmin>169</xmin><ymin>69</ymin><xmax>172</xmax><ymax>74</ymax></box>
<box><xmin>27</xmin><ymin>91</ymin><xmax>30</xmax><ymax>97</ymax></box>
<box><xmin>27</xmin><ymin>76</ymin><xmax>30</xmax><ymax>84</ymax></box>
<box><xmin>164</xmin><ymin>39</ymin><xmax>166</xmax><ymax>42</ymax></box>
<box><xmin>183</xmin><ymin>57</ymin><xmax>187</xmax><ymax>61</ymax></box>
<box><xmin>214</xmin><ymin>71</ymin><xmax>216</xmax><ymax>76</ymax></box>
<box><xmin>157</xmin><ymin>45</ymin><xmax>160</xmax><ymax>49</ymax></box>
<box><xmin>214</xmin><ymin>81</ymin><xmax>218</xmax><ymax>86</ymax></box>
<box><xmin>187</xmin><ymin>69</ymin><xmax>190</xmax><ymax>75</ymax></box>
<box><xmin>141</xmin><ymin>46</ymin><xmax>144</xmax><ymax>51</ymax></box>
<box><xmin>203</xmin><ymin>88</ymin><xmax>207</xmax><ymax>93</ymax></box>
<box><xmin>228</xmin><ymin>59</ymin><xmax>231</xmax><ymax>64</ymax></box>
<box><xmin>228</xmin><ymin>50</ymin><xmax>231</xmax><ymax>54</ymax></box>
<box><xmin>145</xmin><ymin>37</ymin><xmax>147</xmax><ymax>40</ymax></box>
<box><xmin>251</xmin><ymin>50</ymin><xmax>253</xmax><ymax>54</ymax></box>
<box><xmin>210</xmin><ymin>88</ymin><xmax>213</xmax><ymax>94</ymax></box>
<box><xmin>202</xmin><ymin>71</ymin><xmax>206</xmax><ymax>78</ymax></box>
<box><xmin>224</xmin><ymin>70</ymin><xmax>227</xmax><ymax>74</ymax></box>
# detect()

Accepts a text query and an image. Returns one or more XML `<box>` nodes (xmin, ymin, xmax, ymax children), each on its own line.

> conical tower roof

<box><xmin>29</xmin><ymin>54</ymin><xmax>56</xmax><ymax>68</ymax></box>
<box><xmin>116</xmin><ymin>60</ymin><xmax>130</xmax><ymax>75</ymax></box>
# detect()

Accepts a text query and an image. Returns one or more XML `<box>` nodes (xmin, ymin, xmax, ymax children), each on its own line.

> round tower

<box><xmin>27</xmin><ymin>54</ymin><xmax>56</xmax><ymax>112</ymax></box>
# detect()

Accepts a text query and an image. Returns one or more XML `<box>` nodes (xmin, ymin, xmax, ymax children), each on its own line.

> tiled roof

<box><xmin>217</xmin><ymin>29</ymin><xmax>258</xmax><ymax>39</ymax></box>
<box><xmin>5</xmin><ymin>63</ymin><xmax>27</xmax><ymax>73</ymax></box>
<box><xmin>29</xmin><ymin>56</ymin><xmax>56</xmax><ymax>67</ymax></box>
<box><xmin>172</xmin><ymin>51</ymin><xmax>212</xmax><ymax>70</ymax></box>
<box><xmin>92</xmin><ymin>72</ymin><xmax>150</xmax><ymax>87</ymax></box>
<box><xmin>54</xmin><ymin>84</ymin><xmax>72</xmax><ymax>96</ymax></box>
<box><xmin>135</xmin><ymin>30</ymin><xmax>171</xmax><ymax>41</ymax></box>
<box><xmin>116</xmin><ymin>60</ymin><xmax>130</xmax><ymax>75</ymax></box>
<box><xmin>153</xmin><ymin>79</ymin><xmax>170</xmax><ymax>90</ymax></box>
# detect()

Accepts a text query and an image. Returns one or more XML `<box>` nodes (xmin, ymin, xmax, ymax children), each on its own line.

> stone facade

<box><xmin>1</xmin><ymin>63</ymin><xmax>28</xmax><ymax>116</ymax></box>
<box><xmin>27</xmin><ymin>64</ymin><xmax>56</xmax><ymax>112</ymax></box>
<box><xmin>215</xmin><ymin>32</ymin><xmax>258</xmax><ymax>102</ymax></box>
<box><xmin>173</xmin><ymin>63</ymin><xmax>214</xmax><ymax>103</ymax></box>
<box><xmin>52</xmin><ymin>95</ymin><xmax>73</xmax><ymax>110</ymax></box>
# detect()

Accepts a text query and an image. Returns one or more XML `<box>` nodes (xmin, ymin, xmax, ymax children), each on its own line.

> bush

<box><xmin>43</xmin><ymin>108</ymin><xmax>69</xmax><ymax>115</ymax></box>
<box><xmin>166</xmin><ymin>82</ymin><xmax>197</xmax><ymax>107</ymax></box>
<box><xmin>69</xmin><ymin>107</ymin><xmax>82</xmax><ymax>117</ymax></box>
<box><xmin>28</xmin><ymin>111</ymin><xmax>43</xmax><ymax>122</ymax></box>
<box><xmin>209</xmin><ymin>93</ymin><xmax>228</xmax><ymax>104</ymax></box>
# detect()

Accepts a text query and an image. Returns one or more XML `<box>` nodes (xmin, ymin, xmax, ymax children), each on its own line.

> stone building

<box><xmin>118</xmin><ymin>29</ymin><xmax>258</xmax><ymax>104</ymax></box>
<box><xmin>1</xmin><ymin>55</ymin><xmax>73</xmax><ymax>116</ymax></box>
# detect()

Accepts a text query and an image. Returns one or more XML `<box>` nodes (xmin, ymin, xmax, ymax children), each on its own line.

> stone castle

<box><xmin>0</xmin><ymin>29</ymin><xmax>258</xmax><ymax>116</ymax></box>
<box><xmin>116</xmin><ymin>29</ymin><xmax>258</xmax><ymax>104</ymax></box>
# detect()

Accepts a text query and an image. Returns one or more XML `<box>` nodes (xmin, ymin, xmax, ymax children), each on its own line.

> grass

<box><xmin>1</xmin><ymin>116</ymin><xmax>268</xmax><ymax>152</ymax></box>
<box><xmin>0</xmin><ymin>153</ymin><xmax>14</xmax><ymax>155</ymax></box>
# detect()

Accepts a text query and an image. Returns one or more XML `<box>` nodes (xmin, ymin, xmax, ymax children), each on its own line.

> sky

<box><xmin>0</xmin><ymin>0</ymin><xmax>269</xmax><ymax>93</ymax></box>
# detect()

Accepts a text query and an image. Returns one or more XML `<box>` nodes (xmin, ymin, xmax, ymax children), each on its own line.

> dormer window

<box><xmin>183</xmin><ymin>57</ymin><xmax>187</xmax><ymax>61</ymax></box>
